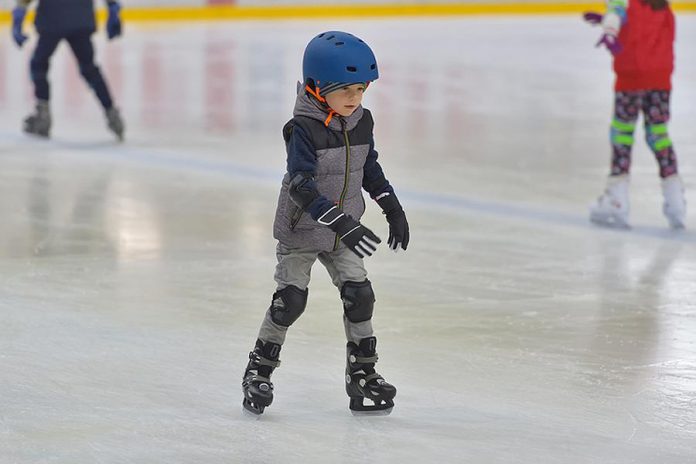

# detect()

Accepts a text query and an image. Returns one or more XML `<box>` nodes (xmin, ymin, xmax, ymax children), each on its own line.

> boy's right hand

<box><xmin>12</xmin><ymin>7</ymin><xmax>28</xmax><ymax>48</ymax></box>
<box><xmin>317</xmin><ymin>206</ymin><xmax>381</xmax><ymax>258</ymax></box>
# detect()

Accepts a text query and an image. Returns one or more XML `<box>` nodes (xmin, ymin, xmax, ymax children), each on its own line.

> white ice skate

<box><xmin>589</xmin><ymin>175</ymin><xmax>630</xmax><ymax>229</ymax></box>
<box><xmin>661</xmin><ymin>175</ymin><xmax>686</xmax><ymax>229</ymax></box>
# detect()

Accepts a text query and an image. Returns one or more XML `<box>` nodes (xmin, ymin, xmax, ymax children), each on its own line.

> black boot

<box><xmin>23</xmin><ymin>100</ymin><xmax>51</xmax><ymax>138</ymax></box>
<box><xmin>345</xmin><ymin>336</ymin><xmax>396</xmax><ymax>415</ymax></box>
<box><xmin>242</xmin><ymin>339</ymin><xmax>281</xmax><ymax>415</ymax></box>
<box><xmin>105</xmin><ymin>107</ymin><xmax>124</xmax><ymax>141</ymax></box>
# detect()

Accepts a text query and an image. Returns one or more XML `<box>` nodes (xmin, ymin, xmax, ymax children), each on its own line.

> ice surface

<box><xmin>1</xmin><ymin>17</ymin><xmax>695</xmax><ymax>464</ymax></box>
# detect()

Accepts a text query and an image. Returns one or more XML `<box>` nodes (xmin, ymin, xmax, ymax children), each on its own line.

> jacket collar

<box><xmin>293</xmin><ymin>89</ymin><xmax>364</xmax><ymax>132</ymax></box>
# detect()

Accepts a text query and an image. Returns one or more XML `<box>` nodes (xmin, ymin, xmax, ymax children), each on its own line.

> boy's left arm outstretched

<box><xmin>363</xmin><ymin>139</ymin><xmax>410</xmax><ymax>252</ymax></box>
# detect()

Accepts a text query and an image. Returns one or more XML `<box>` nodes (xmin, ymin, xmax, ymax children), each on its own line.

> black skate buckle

<box><xmin>349</xmin><ymin>354</ymin><xmax>378</xmax><ymax>365</ymax></box>
<box><xmin>249</xmin><ymin>351</ymin><xmax>281</xmax><ymax>368</ymax></box>
<box><xmin>242</xmin><ymin>373</ymin><xmax>272</xmax><ymax>387</ymax></box>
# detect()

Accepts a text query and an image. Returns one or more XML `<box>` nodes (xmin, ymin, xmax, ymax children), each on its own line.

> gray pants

<box><xmin>257</xmin><ymin>243</ymin><xmax>374</xmax><ymax>345</ymax></box>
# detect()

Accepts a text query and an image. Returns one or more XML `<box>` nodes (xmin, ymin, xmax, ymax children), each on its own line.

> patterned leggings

<box><xmin>611</xmin><ymin>90</ymin><xmax>677</xmax><ymax>178</ymax></box>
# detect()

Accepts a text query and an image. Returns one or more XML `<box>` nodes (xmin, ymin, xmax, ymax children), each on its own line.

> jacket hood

<box><xmin>292</xmin><ymin>86</ymin><xmax>364</xmax><ymax>132</ymax></box>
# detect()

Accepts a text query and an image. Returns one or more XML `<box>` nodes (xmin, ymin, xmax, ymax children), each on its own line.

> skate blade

<box><xmin>665</xmin><ymin>216</ymin><xmax>686</xmax><ymax>230</ymax></box>
<box><xmin>350</xmin><ymin>407</ymin><xmax>393</xmax><ymax>417</ymax></box>
<box><xmin>590</xmin><ymin>214</ymin><xmax>630</xmax><ymax>230</ymax></box>
<box><xmin>349</xmin><ymin>397</ymin><xmax>394</xmax><ymax>416</ymax></box>
<box><xmin>24</xmin><ymin>129</ymin><xmax>50</xmax><ymax>139</ymax></box>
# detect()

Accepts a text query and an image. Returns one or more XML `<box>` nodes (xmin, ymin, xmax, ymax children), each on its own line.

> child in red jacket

<box><xmin>585</xmin><ymin>0</ymin><xmax>686</xmax><ymax>229</ymax></box>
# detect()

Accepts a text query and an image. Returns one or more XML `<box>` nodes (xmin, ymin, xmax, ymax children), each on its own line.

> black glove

<box><xmin>317</xmin><ymin>206</ymin><xmax>381</xmax><ymax>258</ymax></box>
<box><xmin>377</xmin><ymin>193</ymin><xmax>409</xmax><ymax>251</ymax></box>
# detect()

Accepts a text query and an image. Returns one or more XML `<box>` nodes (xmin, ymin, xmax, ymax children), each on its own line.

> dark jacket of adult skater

<box><xmin>19</xmin><ymin>0</ymin><xmax>97</xmax><ymax>36</ymax></box>
<box><xmin>273</xmin><ymin>90</ymin><xmax>394</xmax><ymax>252</ymax></box>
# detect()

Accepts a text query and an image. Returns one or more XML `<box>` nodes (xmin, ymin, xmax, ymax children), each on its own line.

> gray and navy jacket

<box><xmin>18</xmin><ymin>0</ymin><xmax>98</xmax><ymax>36</ymax></box>
<box><xmin>273</xmin><ymin>91</ymin><xmax>394</xmax><ymax>251</ymax></box>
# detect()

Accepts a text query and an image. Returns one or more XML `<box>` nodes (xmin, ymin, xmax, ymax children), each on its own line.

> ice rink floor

<box><xmin>1</xmin><ymin>16</ymin><xmax>696</xmax><ymax>464</ymax></box>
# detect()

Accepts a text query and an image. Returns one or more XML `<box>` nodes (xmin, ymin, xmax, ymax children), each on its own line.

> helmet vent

<box><xmin>326</xmin><ymin>35</ymin><xmax>335</xmax><ymax>40</ymax></box>
<box><xmin>346</xmin><ymin>66</ymin><xmax>357</xmax><ymax>72</ymax></box>
<box><xmin>335</xmin><ymin>42</ymin><xmax>345</xmax><ymax>46</ymax></box>
<box><xmin>318</xmin><ymin>33</ymin><xmax>325</xmax><ymax>38</ymax></box>
<box><xmin>370</xmin><ymin>64</ymin><xmax>376</xmax><ymax>70</ymax></box>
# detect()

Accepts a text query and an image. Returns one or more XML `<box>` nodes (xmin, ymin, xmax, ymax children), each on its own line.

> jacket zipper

<box><xmin>333</xmin><ymin>118</ymin><xmax>351</xmax><ymax>250</ymax></box>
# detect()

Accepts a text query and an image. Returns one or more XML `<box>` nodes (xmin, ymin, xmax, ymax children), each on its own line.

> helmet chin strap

<box><xmin>323</xmin><ymin>109</ymin><xmax>337</xmax><ymax>127</ymax></box>
<box><xmin>305</xmin><ymin>84</ymin><xmax>337</xmax><ymax>127</ymax></box>
<box><xmin>305</xmin><ymin>84</ymin><xmax>326</xmax><ymax>103</ymax></box>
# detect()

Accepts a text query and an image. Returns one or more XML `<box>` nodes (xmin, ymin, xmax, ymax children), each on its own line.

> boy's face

<box><xmin>324</xmin><ymin>83</ymin><xmax>366</xmax><ymax>117</ymax></box>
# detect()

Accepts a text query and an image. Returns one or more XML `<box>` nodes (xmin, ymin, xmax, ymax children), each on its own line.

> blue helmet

<box><xmin>302</xmin><ymin>31</ymin><xmax>379</xmax><ymax>94</ymax></box>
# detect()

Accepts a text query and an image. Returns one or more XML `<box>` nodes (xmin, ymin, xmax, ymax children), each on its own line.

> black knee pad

<box><xmin>341</xmin><ymin>280</ymin><xmax>375</xmax><ymax>323</ymax></box>
<box><xmin>269</xmin><ymin>285</ymin><xmax>308</xmax><ymax>327</ymax></box>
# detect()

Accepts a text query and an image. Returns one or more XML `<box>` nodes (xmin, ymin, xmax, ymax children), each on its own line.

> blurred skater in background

<box><xmin>11</xmin><ymin>0</ymin><xmax>125</xmax><ymax>140</ymax></box>
<box><xmin>585</xmin><ymin>0</ymin><xmax>685</xmax><ymax>229</ymax></box>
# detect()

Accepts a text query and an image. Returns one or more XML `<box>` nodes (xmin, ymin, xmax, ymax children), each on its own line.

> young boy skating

<box><xmin>242</xmin><ymin>31</ymin><xmax>410</xmax><ymax>416</ymax></box>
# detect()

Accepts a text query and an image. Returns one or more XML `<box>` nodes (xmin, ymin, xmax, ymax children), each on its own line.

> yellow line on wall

<box><xmin>118</xmin><ymin>3</ymin><xmax>610</xmax><ymax>20</ymax></box>
<box><xmin>1</xmin><ymin>2</ymin><xmax>695</xmax><ymax>23</ymax></box>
